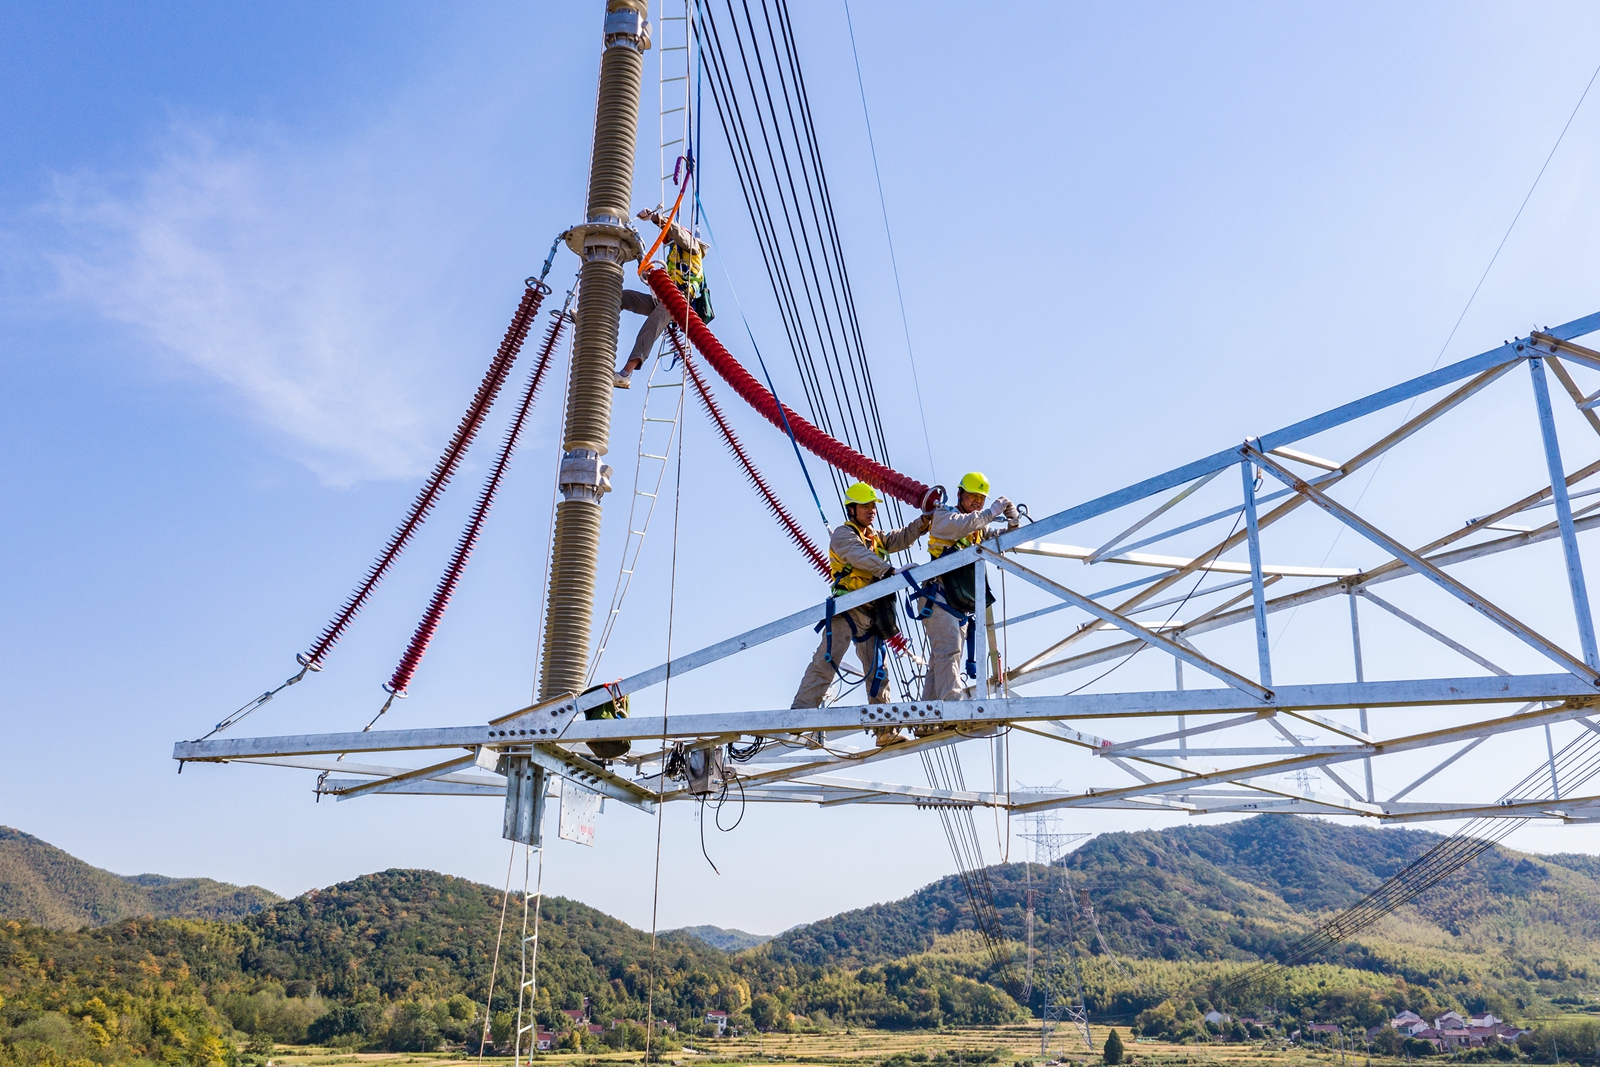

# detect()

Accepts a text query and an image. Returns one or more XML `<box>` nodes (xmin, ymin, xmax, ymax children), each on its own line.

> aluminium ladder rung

<box><xmin>661</xmin><ymin>106</ymin><xmax>686</xmax><ymax>116</ymax></box>
<box><xmin>642</xmin><ymin>453</ymin><xmax>669</xmax><ymax>461</ymax></box>
<box><xmin>648</xmin><ymin>381</ymin><xmax>683</xmax><ymax>389</ymax></box>
<box><xmin>660</xmin><ymin>45</ymin><xmax>689</xmax><ymax>50</ymax></box>
<box><xmin>661</xmin><ymin>75</ymin><xmax>688</xmax><ymax>82</ymax></box>
<box><xmin>645</xmin><ymin>416</ymin><xmax>677</xmax><ymax>423</ymax></box>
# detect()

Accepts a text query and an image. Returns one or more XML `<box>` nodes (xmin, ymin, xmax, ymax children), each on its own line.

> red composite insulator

<box><xmin>669</xmin><ymin>329</ymin><xmax>830</xmax><ymax>579</ymax></box>
<box><xmin>302</xmin><ymin>283</ymin><xmax>546</xmax><ymax>668</ymax></box>
<box><xmin>645</xmin><ymin>269</ymin><xmax>937</xmax><ymax>511</ymax></box>
<box><xmin>386</xmin><ymin>310</ymin><xmax>568</xmax><ymax>697</ymax></box>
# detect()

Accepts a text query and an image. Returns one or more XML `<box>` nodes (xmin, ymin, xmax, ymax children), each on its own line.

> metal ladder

<box><xmin>511</xmin><ymin>845</ymin><xmax>544</xmax><ymax>1066</ymax></box>
<box><xmin>588</xmin><ymin>356</ymin><xmax>685</xmax><ymax>683</ymax></box>
<box><xmin>587</xmin><ymin>0</ymin><xmax>695</xmax><ymax>684</ymax></box>
<box><xmin>657</xmin><ymin>0</ymin><xmax>692</xmax><ymax>205</ymax></box>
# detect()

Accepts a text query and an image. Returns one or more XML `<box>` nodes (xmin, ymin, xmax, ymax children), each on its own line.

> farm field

<box><xmin>259</xmin><ymin>1029</ymin><xmax>1409</xmax><ymax>1067</ymax></box>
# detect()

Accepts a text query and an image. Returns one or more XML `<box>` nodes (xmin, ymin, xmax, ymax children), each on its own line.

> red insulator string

<box><xmin>301</xmin><ymin>282</ymin><xmax>548</xmax><ymax>669</ymax></box>
<box><xmin>667</xmin><ymin>327</ymin><xmax>828</xmax><ymax>578</ymax></box>
<box><xmin>644</xmin><ymin>268</ymin><xmax>938</xmax><ymax>511</ymax></box>
<box><xmin>381</xmin><ymin>302</ymin><xmax>571</xmax><ymax>705</ymax></box>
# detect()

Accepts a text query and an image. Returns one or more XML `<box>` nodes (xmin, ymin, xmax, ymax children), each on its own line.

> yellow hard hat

<box><xmin>844</xmin><ymin>482</ymin><xmax>882</xmax><ymax>505</ymax></box>
<box><xmin>959</xmin><ymin>471</ymin><xmax>990</xmax><ymax>495</ymax></box>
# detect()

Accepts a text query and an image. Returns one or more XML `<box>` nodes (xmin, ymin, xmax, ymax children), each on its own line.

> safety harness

<box><xmin>903</xmin><ymin>573</ymin><xmax>979</xmax><ymax>680</ymax></box>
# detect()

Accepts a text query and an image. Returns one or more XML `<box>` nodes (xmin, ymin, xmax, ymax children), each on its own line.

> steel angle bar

<box><xmin>1013</xmin><ymin>695</ymin><xmax>1600</xmax><ymax>814</ymax></box>
<box><xmin>1088</xmin><ymin>469</ymin><xmax>1225</xmax><ymax>563</ymax></box>
<box><xmin>734</xmin><ymin>727</ymin><xmax>976</xmax><ymax>789</ymax></box>
<box><xmin>1529</xmin><ymin>356</ymin><xmax>1600</xmax><ymax>669</ymax></box>
<box><xmin>1544</xmin><ymin>357</ymin><xmax>1600</xmax><ymax>439</ymax></box>
<box><xmin>550</xmin><ymin>675</ymin><xmax>1598</xmax><ymax>747</ymax></box>
<box><xmin>981</xmin><ymin>549</ymin><xmax>1272</xmax><ymax>700</ymax></box>
<box><xmin>1241</xmin><ymin>455</ymin><xmax>1274</xmax><ymax>689</ymax></box>
<box><xmin>176</xmin><ymin>726</ymin><xmax>488</xmax><ymax>762</ymax></box>
<box><xmin>328</xmin><ymin>755</ymin><xmax>479</xmax><ymax>800</ymax></box>
<box><xmin>1381</xmin><ymin>794</ymin><xmax>1600</xmax><ymax>824</ymax></box>
<box><xmin>237</xmin><ymin>755</ymin><xmax>503</xmax><ymax>787</ymax></box>
<box><xmin>1013</xmin><ymin>540</ymin><xmax>1358</xmax><ymax>579</ymax></box>
<box><xmin>1388</xmin><ymin>736</ymin><xmax>1492</xmax><ymax>802</ymax></box>
<box><xmin>1277</xmin><ymin>707</ymin><xmax>1375</xmax><ymax>743</ymax></box>
<box><xmin>1269</xmin><ymin>447</ymin><xmax>1342</xmax><ymax>471</ymax></box>
<box><xmin>1013</xmin><ymin>362</ymin><xmax>1517</xmax><ymax>677</ymax></box>
<box><xmin>525</xmin><ymin>744</ymin><xmax>658</xmax><ymax>812</ymax></box>
<box><xmin>1321</xmin><ymin>764</ymin><xmax>1369</xmax><ymax>803</ymax></box>
<box><xmin>319</xmin><ymin>778</ymin><xmax>503</xmax><ymax>798</ymax></box>
<box><xmin>1359</xmin><ymin>590</ymin><xmax>1509</xmax><ymax>676</ymax></box>
<box><xmin>1102</xmin><ymin>711</ymin><xmax>1274</xmax><ymax>753</ymax></box>
<box><xmin>1240</xmin><ymin>779</ymin><xmax>1383</xmax><ymax>815</ymax></box>
<box><xmin>1025</xmin><ymin>506</ymin><xmax>1600</xmax><ymax>691</ymax></box>
<box><xmin>793</xmin><ymin>774</ymin><xmax>999</xmax><ymax>806</ymax></box>
<box><xmin>1110</xmin><ymin>745</ymin><xmax>1367</xmax><ymax>757</ymax></box>
<box><xmin>1246</xmin><ymin>445</ymin><xmax>1600</xmax><ymax>686</ymax></box>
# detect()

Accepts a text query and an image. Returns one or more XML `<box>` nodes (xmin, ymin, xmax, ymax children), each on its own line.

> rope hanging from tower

<box><xmin>644</xmin><ymin>266</ymin><xmax>938</xmax><ymax>510</ymax></box>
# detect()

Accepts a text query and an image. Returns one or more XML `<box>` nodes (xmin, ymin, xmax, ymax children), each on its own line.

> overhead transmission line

<box><xmin>1222</xmin><ymin>714</ymin><xmax>1600</xmax><ymax>1001</ymax></box>
<box><xmin>694</xmin><ymin>0</ymin><xmax>935</xmax><ymax>699</ymax></box>
<box><xmin>694</xmin><ymin>0</ymin><xmax>902</xmax><ymax>508</ymax></box>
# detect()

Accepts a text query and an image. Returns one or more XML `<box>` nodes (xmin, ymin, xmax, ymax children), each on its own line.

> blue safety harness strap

<box><xmin>902</xmin><ymin>573</ymin><xmax>979</xmax><ymax>679</ymax></box>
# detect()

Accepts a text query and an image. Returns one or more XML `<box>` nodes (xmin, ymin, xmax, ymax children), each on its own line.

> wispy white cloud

<box><xmin>33</xmin><ymin>17</ymin><xmax>573</xmax><ymax>486</ymax></box>
<box><xmin>43</xmin><ymin>119</ymin><xmax>498</xmax><ymax>484</ymax></box>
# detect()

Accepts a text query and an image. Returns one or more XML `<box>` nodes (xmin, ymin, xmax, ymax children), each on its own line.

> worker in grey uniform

<box><xmin>615</xmin><ymin>207</ymin><xmax>711</xmax><ymax>387</ymax></box>
<box><xmin>920</xmin><ymin>471</ymin><xmax>1017</xmax><ymax>701</ymax></box>
<box><xmin>791</xmin><ymin>482</ymin><xmax>930</xmax><ymax>709</ymax></box>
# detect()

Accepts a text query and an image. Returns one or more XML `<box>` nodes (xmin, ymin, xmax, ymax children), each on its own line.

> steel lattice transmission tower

<box><xmin>1017</xmin><ymin>810</ymin><xmax>1092</xmax><ymax>1055</ymax></box>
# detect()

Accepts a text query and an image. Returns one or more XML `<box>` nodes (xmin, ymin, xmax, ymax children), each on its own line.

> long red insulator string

<box><xmin>301</xmin><ymin>282</ymin><xmax>547</xmax><ymax>668</ymax></box>
<box><xmin>386</xmin><ymin>308</ymin><xmax>569</xmax><ymax>696</ymax></box>
<box><xmin>644</xmin><ymin>268</ymin><xmax>938</xmax><ymax>511</ymax></box>
<box><xmin>667</xmin><ymin>328</ymin><xmax>829</xmax><ymax>578</ymax></box>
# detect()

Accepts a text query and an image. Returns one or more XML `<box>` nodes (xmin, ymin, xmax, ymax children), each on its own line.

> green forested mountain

<box><xmin>7</xmin><ymin>816</ymin><xmax>1600</xmax><ymax>1067</ymax></box>
<box><xmin>670</xmin><ymin>925</ymin><xmax>773</xmax><ymax>952</ymax></box>
<box><xmin>0</xmin><ymin>827</ymin><xmax>281</xmax><ymax>930</ymax></box>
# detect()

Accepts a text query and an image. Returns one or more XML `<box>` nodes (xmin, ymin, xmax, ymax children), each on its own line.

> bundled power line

<box><xmin>920</xmin><ymin>746</ymin><xmax>1016</xmax><ymax>984</ymax></box>
<box><xmin>1224</xmin><ymin>713</ymin><xmax>1600</xmax><ymax>1000</ymax></box>
<box><xmin>693</xmin><ymin>0</ymin><xmax>897</xmax><ymax>507</ymax></box>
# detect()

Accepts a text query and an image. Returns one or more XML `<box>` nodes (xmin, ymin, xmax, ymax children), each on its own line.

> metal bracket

<box><xmin>860</xmin><ymin>703</ymin><xmax>945</xmax><ymax>725</ymax></box>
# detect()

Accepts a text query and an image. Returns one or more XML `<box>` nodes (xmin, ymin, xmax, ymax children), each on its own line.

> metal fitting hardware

<box><xmin>558</xmin><ymin>450</ymin><xmax>613</xmax><ymax>502</ymax></box>
<box><xmin>603</xmin><ymin>8</ymin><xmax>651</xmax><ymax>51</ymax></box>
<box><xmin>860</xmin><ymin>703</ymin><xmax>944</xmax><ymax>724</ymax></box>
<box><xmin>563</xmin><ymin>221</ymin><xmax>644</xmax><ymax>264</ymax></box>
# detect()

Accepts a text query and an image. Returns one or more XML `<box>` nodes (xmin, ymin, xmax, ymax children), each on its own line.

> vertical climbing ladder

<box><xmin>589</xmin><ymin>357</ymin><xmax>685</xmax><ymax>682</ymax></box>
<box><xmin>585</xmin><ymin>0</ymin><xmax>693</xmax><ymax>684</ymax></box>
<box><xmin>657</xmin><ymin>0</ymin><xmax>692</xmax><ymax>206</ymax></box>
<box><xmin>512</xmin><ymin>845</ymin><xmax>545</xmax><ymax>1066</ymax></box>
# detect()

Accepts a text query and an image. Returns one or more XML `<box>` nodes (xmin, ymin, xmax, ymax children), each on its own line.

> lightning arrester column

<box><xmin>539</xmin><ymin>1</ymin><xmax>650</xmax><ymax>701</ymax></box>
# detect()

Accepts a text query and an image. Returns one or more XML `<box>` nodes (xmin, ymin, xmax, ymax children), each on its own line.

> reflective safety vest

<box><xmin>830</xmin><ymin>520</ymin><xmax>889</xmax><ymax>597</ymax></box>
<box><xmin>928</xmin><ymin>522</ymin><xmax>986</xmax><ymax>560</ymax></box>
<box><xmin>667</xmin><ymin>240</ymin><xmax>705</xmax><ymax>297</ymax></box>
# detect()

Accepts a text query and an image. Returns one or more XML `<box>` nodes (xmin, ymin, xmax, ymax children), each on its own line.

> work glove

<box><xmin>988</xmin><ymin>496</ymin><xmax>1012</xmax><ymax>521</ymax></box>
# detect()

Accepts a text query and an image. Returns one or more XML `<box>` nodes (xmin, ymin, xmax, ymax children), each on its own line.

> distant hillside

<box><xmin>767</xmin><ymin>816</ymin><xmax>1600</xmax><ymax>975</ymax></box>
<box><xmin>670</xmin><ymin>924</ymin><xmax>773</xmax><ymax>952</ymax></box>
<box><xmin>0</xmin><ymin>826</ymin><xmax>281</xmax><ymax>929</ymax></box>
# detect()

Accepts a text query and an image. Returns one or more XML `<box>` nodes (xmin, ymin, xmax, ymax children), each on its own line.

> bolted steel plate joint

<box><xmin>558</xmin><ymin>449</ymin><xmax>613</xmax><ymax>503</ymax></box>
<box><xmin>603</xmin><ymin>3</ymin><xmax>651</xmax><ymax>51</ymax></box>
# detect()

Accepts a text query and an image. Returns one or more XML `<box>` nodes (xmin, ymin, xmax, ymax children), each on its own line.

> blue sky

<box><xmin>5</xmin><ymin>2</ymin><xmax>1600</xmax><ymax>935</ymax></box>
